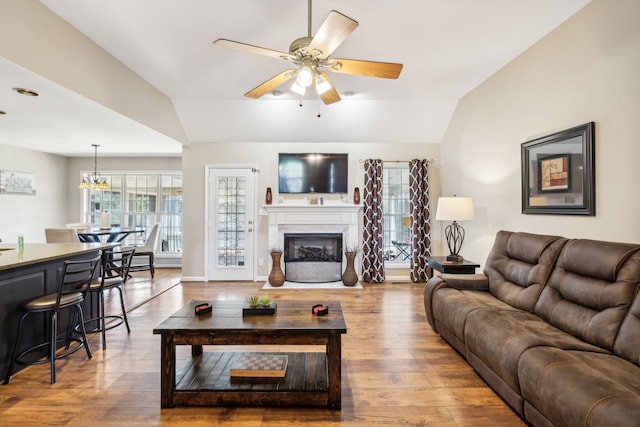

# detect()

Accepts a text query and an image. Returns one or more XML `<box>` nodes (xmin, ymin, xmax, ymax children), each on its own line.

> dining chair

<box><xmin>127</xmin><ymin>223</ymin><xmax>161</xmax><ymax>278</ymax></box>
<box><xmin>45</xmin><ymin>227</ymin><xmax>81</xmax><ymax>243</ymax></box>
<box><xmin>82</xmin><ymin>247</ymin><xmax>136</xmax><ymax>349</ymax></box>
<box><xmin>3</xmin><ymin>255</ymin><xmax>101</xmax><ymax>384</ymax></box>
<box><xmin>65</xmin><ymin>222</ymin><xmax>92</xmax><ymax>231</ymax></box>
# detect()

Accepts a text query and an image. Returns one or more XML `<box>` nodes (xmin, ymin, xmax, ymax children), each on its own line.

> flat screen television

<box><xmin>278</xmin><ymin>153</ymin><xmax>348</xmax><ymax>194</ymax></box>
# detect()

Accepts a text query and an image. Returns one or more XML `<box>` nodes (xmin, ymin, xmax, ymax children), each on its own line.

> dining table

<box><xmin>77</xmin><ymin>227</ymin><xmax>145</xmax><ymax>243</ymax></box>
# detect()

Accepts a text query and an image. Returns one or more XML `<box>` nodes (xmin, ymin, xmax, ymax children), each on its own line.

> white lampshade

<box><xmin>315</xmin><ymin>73</ymin><xmax>331</xmax><ymax>95</ymax></box>
<box><xmin>291</xmin><ymin>81</ymin><xmax>306</xmax><ymax>96</ymax></box>
<box><xmin>296</xmin><ymin>66</ymin><xmax>313</xmax><ymax>88</ymax></box>
<box><xmin>435</xmin><ymin>197</ymin><xmax>475</xmax><ymax>221</ymax></box>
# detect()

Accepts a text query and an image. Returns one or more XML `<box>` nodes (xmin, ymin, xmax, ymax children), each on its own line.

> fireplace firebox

<box><xmin>284</xmin><ymin>233</ymin><xmax>342</xmax><ymax>283</ymax></box>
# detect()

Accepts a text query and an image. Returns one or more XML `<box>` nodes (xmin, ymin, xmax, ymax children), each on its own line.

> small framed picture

<box><xmin>521</xmin><ymin>122</ymin><xmax>595</xmax><ymax>215</ymax></box>
<box><xmin>538</xmin><ymin>154</ymin><xmax>570</xmax><ymax>193</ymax></box>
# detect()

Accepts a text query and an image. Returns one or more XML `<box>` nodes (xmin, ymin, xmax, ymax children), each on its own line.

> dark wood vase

<box><xmin>268</xmin><ymin>251</ymin><xmax>285</xmax><ymax>286</ymax></box>
<box><xmin>342</xmin><ymin>251</ymin><xmax>358</xmax><ymax>286</ymax></box>
<box><xmin>265</xmin><ymin>187</ymin><xmax>272</xmax><ymax>205</ymax></box>
<box><xmin>353</xmin><ymin>187</ymin><xmax>361</xmax><ymax>205</ymax></box>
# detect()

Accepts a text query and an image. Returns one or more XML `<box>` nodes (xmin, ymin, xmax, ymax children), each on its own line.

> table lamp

<box><xmin>435</xmin><ymin>196</ymin><xmax>474</xmax><ymax>261</ymax></box>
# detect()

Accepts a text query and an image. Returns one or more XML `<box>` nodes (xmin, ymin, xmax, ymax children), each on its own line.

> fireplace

<box><xmin>264</xmin><ymin>204</ymin><xmax>361</xmax><ymax>284</ymax></box>
<box><xmin>284</xmin><ymin>233</ymin><xmax>343</xmax><ymax>283</ymax></box>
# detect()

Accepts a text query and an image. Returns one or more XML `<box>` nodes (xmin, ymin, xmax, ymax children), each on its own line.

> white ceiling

<box><xmin>0</xmin><ymin>0</ymin><xmax>590</xmax><ymax>157</ymax></box>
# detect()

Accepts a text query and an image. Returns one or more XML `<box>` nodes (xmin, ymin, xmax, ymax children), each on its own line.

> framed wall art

<box><xmin>0</xmin><ymin>170</ymin><xmax>37</xmax><ymax>195</ymax></box>
<box><xmin>521</xmin><ymin>122</ymin><xmax>595</xmax><ymax>215</ymax></box>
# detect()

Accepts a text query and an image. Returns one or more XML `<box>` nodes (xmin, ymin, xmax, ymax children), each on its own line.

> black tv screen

<box><xmin>278</xmin><ymin>153</ymin><xmax>348</xmax><ymax>194</ymax></box>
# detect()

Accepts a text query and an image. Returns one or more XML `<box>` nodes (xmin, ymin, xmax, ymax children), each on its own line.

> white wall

<box><xmin>440</xmin><ymin>0</ymin><xmax>640</xmax><ymax>267</ymax></box>
<box><xmin>0</xmin><ymin>144</ymin><xmax>68</xmax><ymax>243</ymax></box>
<box><xmin>182</xmin><ymin>142</ymin><xmax>441</xmax><ymax>279</ymax></box>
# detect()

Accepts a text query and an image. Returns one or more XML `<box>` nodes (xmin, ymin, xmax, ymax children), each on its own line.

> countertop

<box><xmin>0</xmin><ymin>243</ymin><xmax>106</xmax><ymax>271</ymax></box>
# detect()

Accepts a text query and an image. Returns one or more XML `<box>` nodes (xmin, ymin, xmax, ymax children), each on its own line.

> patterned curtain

<box><xmin>409</xmin><ymin>159</ymin><xmax>432</xmax><ymax>282</ymax></box>
<box><xmin>362</xmin><ymin>159</ymin><xmax>385</xmax><ymax>283</ymax></box>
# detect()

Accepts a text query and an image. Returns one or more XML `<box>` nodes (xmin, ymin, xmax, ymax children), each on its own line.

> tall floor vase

<box><xmin>268</xmin><ymin>251</ymin><xmax>285</xmax><ymax>287</ymax></box>
<box><xmin>342</xmin><ymin>251</ymin><xmax>358</xmax><ymax>286</ymax></box>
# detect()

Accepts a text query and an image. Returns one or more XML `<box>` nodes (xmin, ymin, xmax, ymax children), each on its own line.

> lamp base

<box><xmin>446</xmin><ymin>254</ymin><xmax>464</xmax><ymax>262</ymax></box>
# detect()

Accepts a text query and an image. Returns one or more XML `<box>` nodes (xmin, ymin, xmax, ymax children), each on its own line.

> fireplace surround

<box><xmin>264</xmin><ymin>204</ymin><xmax>361</xmax><ymax>283</ymax></box>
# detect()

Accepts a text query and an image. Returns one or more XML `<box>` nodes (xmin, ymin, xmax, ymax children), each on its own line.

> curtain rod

<box><xmin>358</xmin><ymin>158</ymin><xmax>435</xmax><ymax>165</ymax></box>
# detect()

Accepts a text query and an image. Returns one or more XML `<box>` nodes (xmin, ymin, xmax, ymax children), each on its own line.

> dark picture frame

<box><xmin>521</xmin><ymin>122</ymin><xmax>595</xmax><ymax>215</ymax></box>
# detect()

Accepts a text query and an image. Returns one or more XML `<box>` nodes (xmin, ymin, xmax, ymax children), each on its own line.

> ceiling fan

<box><xmin>213</xmin><ymin>0</ymin><xmax>403</xmax><ymax>105</ymax></box>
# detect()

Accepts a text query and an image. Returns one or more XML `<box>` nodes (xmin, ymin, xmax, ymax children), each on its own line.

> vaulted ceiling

<box><xmin>0</xmin><ymin>0</ymin><xmax>590</xmax><ymax>156</ymax></box>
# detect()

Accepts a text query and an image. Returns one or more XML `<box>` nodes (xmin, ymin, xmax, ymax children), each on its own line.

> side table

<box><xmin>425</xmin><ymin>256</ymin><xmax>480</xmax><ymax>276</ymax></box>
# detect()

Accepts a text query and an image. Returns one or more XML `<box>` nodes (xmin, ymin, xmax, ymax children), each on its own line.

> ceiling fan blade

<box><xmin>244</xmin><ymin>69</ymin><xmax>296</xmax><ymax>99</ymax></box>
<box><xmin>315</xmin><ymin>71</ymin><xmax>341</xmax><ymax>105</ymax></box>
<box><xmin>214</xmin><ymin>39</ymin><xmax>295</xmax><ymax>61</ymax></box>
<box><xmin>326</xmin><ymin>58</ymin><xmax>403</xmax><ymax>79</ymax></box>
<box><xmin>308</xmin><ymin>11</ymin><xmax>358</xmax><ymax>59</ymax></box>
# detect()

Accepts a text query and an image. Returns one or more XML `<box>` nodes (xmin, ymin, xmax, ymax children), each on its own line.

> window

<box><xmin>81</xmin><ymin>172</ymin><xmax>182</xmax><ymax>254</ymax></box>
<box><xmin>382</xmin><ymin>163</ymin><xmax>411</xmax><ymax>264</ymax></box>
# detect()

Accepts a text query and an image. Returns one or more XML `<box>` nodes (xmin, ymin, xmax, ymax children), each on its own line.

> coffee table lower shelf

<box><xmin>173</xmin><ymin>351</ymin><xmax>329</xmax><ymax>407</ymax></box>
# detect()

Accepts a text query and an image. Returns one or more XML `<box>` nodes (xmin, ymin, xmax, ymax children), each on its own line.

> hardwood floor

<box><xmin>0</xmin><ymin>270</ymin><xmax>525</xmax><ymax>426</ymax></box>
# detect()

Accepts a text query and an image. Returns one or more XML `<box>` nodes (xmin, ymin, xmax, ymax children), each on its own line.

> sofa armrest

<box><xmin>424</xmin><ymin>273</ymin><xmax>489</xmax><ymax>330</ymax></box>
<box><xmin>438</xmin><ymin>273</ymin><xmax>489</xmax><ymax>290</ymax></box>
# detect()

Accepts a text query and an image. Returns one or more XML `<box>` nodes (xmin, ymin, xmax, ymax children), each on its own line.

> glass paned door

<box><xmin>208</xmin><ymin>167</ymin><xmax>255</xmax><ymax>281</ymax></box>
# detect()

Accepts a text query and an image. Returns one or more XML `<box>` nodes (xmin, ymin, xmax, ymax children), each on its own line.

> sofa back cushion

<box><xmin>614</xmin><ymin>289</ymin><xmax>640</xmax><ymax>366</ymax></box>
<box><xmin>534</xmin><ymin>239</ymin><xmax>640</xmax><ymax>356</ymax></box>
<box><xmin>483</xmin><ymin>231</ymin><xmax>567</xmax><ymax>311</ymax></box>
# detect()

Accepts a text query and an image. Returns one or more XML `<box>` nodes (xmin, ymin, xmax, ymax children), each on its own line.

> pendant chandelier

<box><xmin>79</xmin><ymin>144</ymin><xmax>109</xmax><ymax>190</ymax></box>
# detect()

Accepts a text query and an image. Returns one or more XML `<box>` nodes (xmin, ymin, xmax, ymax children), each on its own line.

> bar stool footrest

<box><xmin>79</xmin><ymin>315</ymin><xmax>125</xmax><ymax>334</ymax></box>
<box><xmin>15</xmin><ymin>337</ymin><xmax>86</xmax><ymax>366</ymax></box>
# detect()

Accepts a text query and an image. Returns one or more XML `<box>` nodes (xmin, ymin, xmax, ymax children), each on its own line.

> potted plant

<box><xmin>243</xmin><ymin>295</ymin><xmax>277</xmax><ymax>316</ymax></box>
<box><xmin>260</xmin><ymin>296</ymin><xmax>273</xmax><ymax>307</ymax></box>
<box><xmin>246</xmin><ymin>295</ymin><xmax>260</xmax><ymax>308</ymax></box>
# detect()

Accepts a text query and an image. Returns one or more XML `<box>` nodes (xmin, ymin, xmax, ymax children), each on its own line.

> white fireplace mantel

<box><xmin>263</xmin><ymin>204</ymin><xmax>362</xmax><ymax>253</ymax></box>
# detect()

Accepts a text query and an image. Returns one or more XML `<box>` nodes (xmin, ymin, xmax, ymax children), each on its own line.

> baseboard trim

<box><xmin>181</xmin><ymin>276</ymin><xmax>206</xmax><ymax>282</ymax></box>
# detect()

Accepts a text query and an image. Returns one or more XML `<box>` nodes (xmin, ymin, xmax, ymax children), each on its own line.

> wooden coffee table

<box><xmin>153</xmin><ymin>300</ymin><xmax>347</xmax><ymax>409</ymax></box>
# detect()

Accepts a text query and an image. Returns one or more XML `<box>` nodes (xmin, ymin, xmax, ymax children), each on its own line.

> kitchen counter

<box><xmin>0</xmin><ymin>243</ymin><xmax>106</xmax><ymax>271</ymax></box>
<box><xmin>0</xmin><ymin>242</ymin><xmax>106</xmax><ymax>381</ymax></box>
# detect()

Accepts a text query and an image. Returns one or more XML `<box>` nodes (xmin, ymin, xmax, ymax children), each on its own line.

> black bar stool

<box><xmin>3</xmin><ymin>255</ymin><xmax>101</xmax><ymax>384</ymax></box>
<box><xmin>82</xmin><ymin>247</ymin><xmax>136</xmax><ymax>349</ymax></box>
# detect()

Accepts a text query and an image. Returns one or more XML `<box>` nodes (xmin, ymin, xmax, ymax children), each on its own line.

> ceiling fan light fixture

<box><xmin>315</xmin><ymin>73</ymin><xmax>331</xmax><ymax>95</ymax></box>
<box><xmin>291</xmin><ymin>81</ymin><xmax>306</xmax><ymax>96</ymax></box>
<box><xmin>296</xmin><ymin>65</ymin><xmax>314</xmax><ymax>88</ymax></box>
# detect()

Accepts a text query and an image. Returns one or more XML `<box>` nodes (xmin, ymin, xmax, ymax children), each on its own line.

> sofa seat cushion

<box><xmin>519</xmin><ymin>346</ymin><xmax>640</xmax><ymax>427</ymax></box>
<box><xmin>464</xmin><ymin>308</ymin><xmax>608</xmax><ymax>394</ymax></box>
<box><xmin>433</xmin><ymin>288</ymin><xmax>518</xmax><ymax>346</ymax></box>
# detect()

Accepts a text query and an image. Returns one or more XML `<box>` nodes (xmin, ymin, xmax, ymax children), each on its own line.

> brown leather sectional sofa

<box><xmin>423</xmin><ymin>230</ymin><xmax>640</xmax><ymax>427</ymax></box>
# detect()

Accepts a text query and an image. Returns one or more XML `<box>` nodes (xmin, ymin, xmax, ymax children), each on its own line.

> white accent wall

<box><xmin>439</xmin><ymin>0</ymin><xmax>640</xmax><ymax>268</ymax></box>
